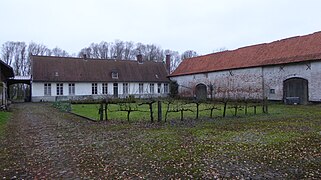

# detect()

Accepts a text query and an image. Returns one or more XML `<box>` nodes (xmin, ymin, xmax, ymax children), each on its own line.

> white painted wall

<box><xmin>171</xmin><ymin>67</ymin><xmax>263</xmax><ymax>99</ymax></box>
<box><xmin>263</xmin><ymin>61</ymin><xmax>321</xmax><ymax>101</ymax></box>
<box><xmin>31</xmin><ymin>82</ymin><xmax>169</xmax><ymax>102</ymax></box>
<box><xmin>170</xmin><ymin>61</ymin><xmax>321</xmax><ymax>102</ymax></box>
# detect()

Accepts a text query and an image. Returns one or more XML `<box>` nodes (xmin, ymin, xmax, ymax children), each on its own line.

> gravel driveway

<box><xmin>0</xmin><ymin>103</ymin><xmax>101</xmax><ymax>179</ymax></box>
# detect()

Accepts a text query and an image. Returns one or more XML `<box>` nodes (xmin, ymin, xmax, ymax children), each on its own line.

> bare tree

<box><xmin>78</xmin><ymin>47</ymin><xmax>91</xmax><ymax>58</ymax></box>
<box><xmin>28</xmin><ymin>42</ymin><xmax>51</xmax><ymax>56</ymax></box>
<box><xmin>1</xmin><ymin>41</ymin><xmax>16</xmax><ymax>65</ymax></box>
<box><xmin>98</xmin><ymin>41</ymin><xmax>110</xmax><ymax>59</ymax></box>
<box><xmin>51</xmin><ymin>47</ymin><xmax>69</xmax><ymax>57</ymax></box>
<box><xmin>213</xmin><ymin>47</ymin><xmax>228</xmax><ymax>53</ymax></box>
<box><xmin>123</xmin><ymin>41</ymin><xmax>135</xmax><ymax>60</ymax></box>
<box><xmin>109</xmin><ymin>40</ymin><xmax>125</xmax><ymax>59</ymax></box>
<box><xmin>181</xmin><ymin>50</ymin><xmax>198</xmax><ymax>60</ymax></box>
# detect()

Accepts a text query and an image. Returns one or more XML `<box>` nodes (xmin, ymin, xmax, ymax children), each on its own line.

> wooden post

<box><xmin>196</xmin><ymin>102</ymin><xmax>199</xmax><ymax>119</ymax></box>
<box><xmin>223</xmin><ymin>101</ymin><xmax>227</xmax><ymax>117</ymax></box>
<box><xmin>245</xmin><ymin>102</ymin><xmax>248</xmax><ymax>115</ymax></box>
<box><xmin>150</xmin><ymin>102</ymin><xmax>154</xmax><ymax>123</ymax></box>
<box><xmin>165</xmin><ymin>102</ymin><xmax>170</xmax><ymax>122</ymax></box>
<box><xmin>104</xmin><ymin>103</ymin><xmax>108</xmax><ymax>121</ymax></box>
<box><xmin>99</xmin><ymin>103</ymin><xmax>103</xmax><ymax>121</ymax></box>
<box><xmin>157</xmin><ymin>101</ymin><xmax>162</xmax><ymax>122</ymax></box>
<box><xmin>180</xmin><ymin>110</ymin><xmax>184</xmax><ymax>121</ymax></box>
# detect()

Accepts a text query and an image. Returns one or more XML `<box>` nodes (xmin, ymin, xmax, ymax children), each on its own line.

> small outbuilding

<box><xmin>0</xmin><ymin>60</ymin><xmax>14</xmax><ymax>108</ymax></box>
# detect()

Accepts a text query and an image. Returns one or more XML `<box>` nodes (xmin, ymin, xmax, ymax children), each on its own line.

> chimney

<box><xmin>166</xmin><ymin>54</ymin><xmax>171</xmax><ymax>74</ymax></box>
<box><xmin>137</xmin><ymin>54</ymin><xmax>143</xmax><ymax>63</ymax></box>
<box><xmin>83</xmin><ymin>54</ymin><xmax>87</xmax><ymax>60</ymax></box>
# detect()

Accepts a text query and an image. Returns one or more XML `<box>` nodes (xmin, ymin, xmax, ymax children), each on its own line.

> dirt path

<box><xmin>0</xmin><ymin>103</ymin><xmax>97</xmax><ymax>179</ymax></box>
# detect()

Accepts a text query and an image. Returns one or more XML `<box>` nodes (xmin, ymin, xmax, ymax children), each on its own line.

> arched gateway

<box><xmin>195</xmin><ymin>83</ymin><xmax>207</xmax><ymax>100</ymax></box>
<box><xmin>283</xmin><ymin>78</ymin><xmax>308</xmax><ymax>105</ymax></box>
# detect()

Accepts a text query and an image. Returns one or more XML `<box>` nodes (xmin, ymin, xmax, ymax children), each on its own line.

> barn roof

<box><xmin>170</xmin><ymin>31</ymin><xmax>321</xmax><ymax>77</ymax></box>
<box><xmin>31</xmin><ymin>56</ymin><xmax>169</xmax><ymax>83</ymax></box>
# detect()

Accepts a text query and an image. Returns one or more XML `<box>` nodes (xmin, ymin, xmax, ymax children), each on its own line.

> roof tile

<box><xmin>170</xmin><ymin>31</ymin><xmax>321</xmax><ymax>76</ymax></box>
<box><xmin>32</xmin><ymin>56</ymin><xmax>169</xmax><ymax>82</ymax></box>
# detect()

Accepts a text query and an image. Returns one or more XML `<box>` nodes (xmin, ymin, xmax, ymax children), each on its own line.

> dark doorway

<box><xmin>195</xmin><ymin>83</ymin><xmax>207</xmax><ymax>100</ymax></box>
<box><xmin>283</xmin><ymin>78</ymin><xmax>308</xmax><ymax>104</ymax></box>
<box><xmin>7</xmin><ymin>77</ymin><xmax>32</xmax><ymax>102</ymax></box>
<box><xmin>113</xmin><ymin>83</ymin><xmax>118</xmax><ymax>98</ymax></box>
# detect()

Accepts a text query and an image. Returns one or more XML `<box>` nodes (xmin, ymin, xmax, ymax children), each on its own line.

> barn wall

<box><xmin>170</xmin><ymin>61</ymin><xmax>321</xmax><ymax>102</ymax></box>
<box><xmin>171</xmin><ymin>67</ymin><xmax>264</xmax><ymax>100</ymax></box>
<box><xmin>263</xmin><ymin>61</ymin><xmax>321</xmax><ymax>102</ymax></box>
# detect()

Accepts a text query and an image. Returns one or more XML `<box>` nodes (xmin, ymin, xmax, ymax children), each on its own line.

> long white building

<box><xmin>31</xmin><ymin>55</ymin><xmax>170</xmax><ymax>102</ymax></box>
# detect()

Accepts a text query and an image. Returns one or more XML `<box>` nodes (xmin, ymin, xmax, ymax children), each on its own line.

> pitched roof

<box><xmin>0</xmin><ymin>60</ymin><xmax>14</xmax><ymax>78</ymax></box>
<box><xmin>31</xmin><ymin>56</ymin><xmax>169</xmax><ymax>82</ymax></box>
<box><xmin>170</xmin><ymin>31</ymin><xmax>321</xmax><ymax>77</ymax></box>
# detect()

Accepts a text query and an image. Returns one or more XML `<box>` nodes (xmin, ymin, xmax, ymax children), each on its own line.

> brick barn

<box><xmin>169</xmin><ymin>31</ymin><xmax>321</xmax><ymax>104</ymax></box>
<box><xmin>31</xmin><ymin>55</ymin><xmax>170</xmax><ymax>102</ymax></box>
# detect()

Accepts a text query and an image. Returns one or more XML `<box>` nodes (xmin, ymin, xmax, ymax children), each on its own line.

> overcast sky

<box><xmin>1</xmin><ymin>0</ymin><xmax>321</xmax><ymax>55</ymax></box>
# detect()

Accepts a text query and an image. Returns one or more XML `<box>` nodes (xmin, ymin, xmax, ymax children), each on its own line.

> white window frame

<box><xmin>92</xmin><ymin>83</ymin><xmax>98</xmax><ymax>95</ymax></box>
<box><xmin>44</xmin><ymin>83</ymin><xmax>51</xmax><ymax>96</ymax></box>
<box><xmin>102</xmin><ymin>83</ymin><xmax>108</xmax><ymax>94</ymax></box>
<box><xmin>56</xmin><ymin>83</ymin><xmax>63</xmax><ymax>96</ymax></box>
<box><xmin>68</xmin><ymin>83</ymin><xmax>75</xmax><ymax>95</ymax></box>
<box><xmin>123</xmin><ymin>83</ymin><xmax>129</xmax><ymax>94</ymax></box>
<box><xmin>164</xmin><ymin>83</ymin><xmax>169</xmax><ymax>94</ymax></box>
<box><xmin>112</xmin><ymin>72</ymin><xmax>118</xmax><ymax>79</ymax></box>
<box><xmin>150</xmin><ymin>83</ymin><xmax>154</xmax><ymax>94</ymax></box>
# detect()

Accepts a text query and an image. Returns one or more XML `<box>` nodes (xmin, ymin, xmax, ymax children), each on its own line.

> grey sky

<box><xmin>1</xmin><ymin>0</ymin><xmax>321</xmax><ymax>55</ymax></box>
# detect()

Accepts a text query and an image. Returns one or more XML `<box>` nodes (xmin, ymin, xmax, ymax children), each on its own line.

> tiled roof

<box><xmin>170</xmin><ymin>31</ymin><xmax>321</xmax><ymax>77</ymax></box>
<box><xmin>32</xmin><ymin>56</ymin><xmax>169</xmax><ymax>82</ymax></box>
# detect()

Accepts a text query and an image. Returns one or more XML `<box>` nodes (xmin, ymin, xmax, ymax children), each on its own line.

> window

<box><xmin>69</xmin><ymin>83</ymin><xmax>75</xmax><ymax>95</ymax></box>
<box><xmin>112</xmin><ymin>72</ymin><xmax>118</xmax><ymax>79</ymax></box>
<box><xmin>56</xmin><ymin>83</ymin><xmax>63</xmax><ymax>96</ymax></box>
<box><xmin>44</xmin><ymin>83</ymin><xmax>51</xmax><ymax>96</ymax></box>
<box><xmin>102</xmin><ymin>83</ymin><xmax>108</xmax><ymax>94</ymax></box>
<box><xmin>139</xmin><ymin>83</ymin><xmax>144</xmax><ymax>94</ymax></box>
<box><xmin>157</xmin><ymin>83</ymin><xmax>161</xmax><ymax>93</ymax></box>
<box><xmin>113</xmin><ymin>83</ymin><xmax>118</xmax><ymax>97</ymax></box>
<box><xmin>123</xmin><ymin>83</ymin><xmax>129</xmax><ymax>94</ymax></box>
<box><xmin>270</xmin><ymin>89</ymin><xmax>275</xmax><ymax>94</ymax></box>
<box><xmin>92</xmin><ymin>83</ymin><xmax>98</xmax><ymax>94</ymax></box>
<box><xmin>164</xmin><ymin>83</ymin><xmax>169</xmax><ymax>94</ymax></box>
<box><xmin>150</xmin><ymin>83</ymin><xmax>154</xmax><ymax>94</ymax></box>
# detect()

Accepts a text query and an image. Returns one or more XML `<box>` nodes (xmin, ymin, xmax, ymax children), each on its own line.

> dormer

<box><xmin>111</xmin><ymin>69</ymin><xmax>119</xmax><ymax>79</ymax></box>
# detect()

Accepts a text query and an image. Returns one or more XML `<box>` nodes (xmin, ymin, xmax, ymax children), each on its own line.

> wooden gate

<box><xmin>283</xmin><ymin>78</ymin><xmax>308</xmax><ymax>104</ymax></box>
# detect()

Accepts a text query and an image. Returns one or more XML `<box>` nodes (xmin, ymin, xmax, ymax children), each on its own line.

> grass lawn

<box><xmin>0</xmin><ymin>111</ymin><xmax>11</xmax><ymax>136</ymax></box>
<box><xmin>70</xmin><ymin>102</ymin><xmax>321</xmax><ymax>178</ymax></box>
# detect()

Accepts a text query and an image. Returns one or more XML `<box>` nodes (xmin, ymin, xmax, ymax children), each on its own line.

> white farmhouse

<box><xmin>169</xmin><ymin>31</ymin><xmax>321</xmax><ymax>104</ymax></box>
<box><xmin>31</xmin><ymin>55</ymin><xmax>170</xmax><ymax>102</ymax></box>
